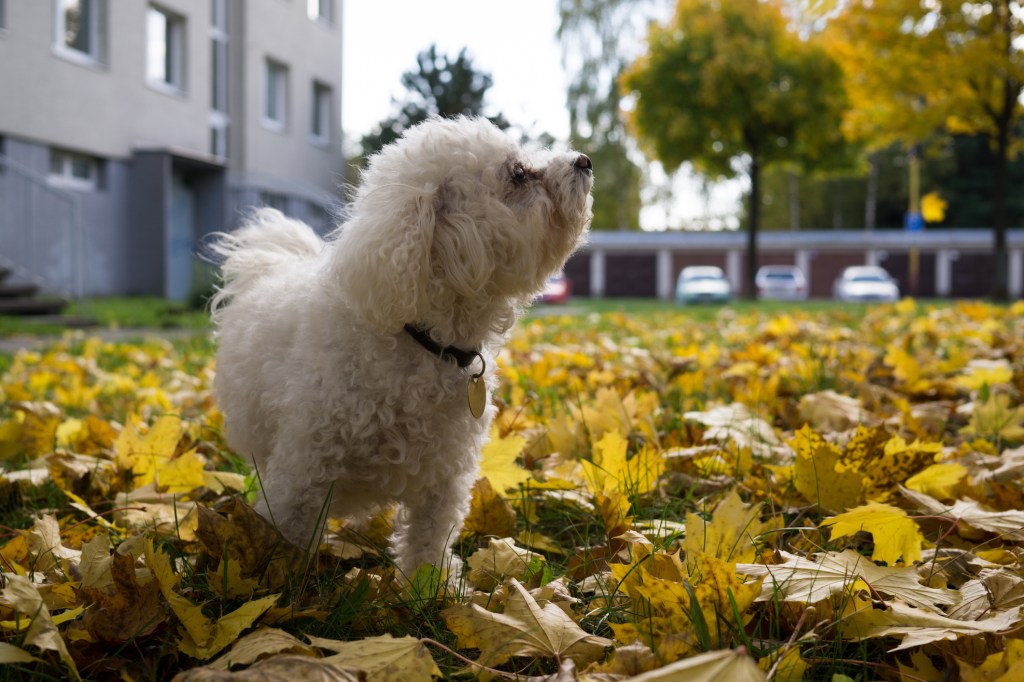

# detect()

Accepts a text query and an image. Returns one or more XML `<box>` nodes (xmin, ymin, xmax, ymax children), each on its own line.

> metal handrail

<box><xmin>0</xmin><ymin>152</ymin><xmax>85</xmax><ymax>299</ymax></box>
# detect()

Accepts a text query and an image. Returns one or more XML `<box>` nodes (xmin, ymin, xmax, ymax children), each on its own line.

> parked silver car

<box><xmin>755</xmin><ymin>265</ymin><xmax>808</xmax><ymax>300</ymax></box>
<box><xmin>833</xmin><ymin>265</ymin><xmax>900</xmax><ymax>302</ymax></box>
<box><xmin>676</xmin><ymin>266</ymin><xmax>732</xmax><ymax>304</ymax></box>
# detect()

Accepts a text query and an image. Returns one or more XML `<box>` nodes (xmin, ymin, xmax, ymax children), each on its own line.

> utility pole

<box><xmin>906</xmin><ymin>145</ymin><xmax>923</xmax><ymax>297</ymax></box>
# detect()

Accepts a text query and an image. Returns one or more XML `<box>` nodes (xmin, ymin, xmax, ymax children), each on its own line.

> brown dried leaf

<box><xmin>196</xmin><ymin>497</ymin><xmax>303</xmax><ymax>592</ymax></box>
<box><xmin>81</xmin><ymin>550</ymin><xmax>166</xmax><ymax>642</ymax></box>
<box><xmin>172</xmin><ymin>655</ymin><xmax>364</xmax><ymax>682</ymax></box>
<box><xmin>462</xmin><ymin>477</ymin><xmax>517</xmax><ymax>538</ymax></box>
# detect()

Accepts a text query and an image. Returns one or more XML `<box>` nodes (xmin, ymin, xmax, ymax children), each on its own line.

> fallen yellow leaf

<box><xmin>442</xmin><ymin>577</ymin><xmax>611</xmax><ymax>668</ymax></box>
<box><xmin>822</xmin><ymin>501</ymin><xmax>923</xmax><ymax>565</ymax></box>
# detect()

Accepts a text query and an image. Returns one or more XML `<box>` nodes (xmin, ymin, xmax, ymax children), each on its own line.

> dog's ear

<box><xmin>430</xmin><ymin>187</ymin><xmax>492</xmax><ymax>300</ymax></box>
<box><xmin>332</xmin><ymin>184</ymin><xmax>439</xmax><ymax>332</ymax></box>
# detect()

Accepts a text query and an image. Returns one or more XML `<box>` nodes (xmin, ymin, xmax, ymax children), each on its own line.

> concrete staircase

<box><xmin>0</xmin><ymin>265</ymin><xmax>69</xmax><ymax>316</ymax></box>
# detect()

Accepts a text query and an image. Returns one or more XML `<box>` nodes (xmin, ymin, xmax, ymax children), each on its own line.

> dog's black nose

<box><xmin>575</xmin><ymin>154</ymin><xmax>593</xmax><ymax>171</ymax></box>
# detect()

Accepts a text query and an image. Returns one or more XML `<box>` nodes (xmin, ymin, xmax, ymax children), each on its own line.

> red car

<box><xmin>538</xmin><ymin>273</ymin><xmax>571</xmax><ymax>304</ymax></box>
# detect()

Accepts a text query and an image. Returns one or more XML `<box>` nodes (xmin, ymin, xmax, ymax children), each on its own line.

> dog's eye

<box><xmin>511</xmin><ymin>163</ymin><xmax>527</xmax><ymax>183</ymax></box>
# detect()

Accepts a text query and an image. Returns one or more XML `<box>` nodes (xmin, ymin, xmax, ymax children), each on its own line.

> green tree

<box><xmin>826</xmin><ymin>1</ymin><xmax>1024</xmax><ymax>300</ymax></box>
<box><xmin>358</xmin><ymin>45</ymin><xmax>509</xmax><ymax>161</ymax></box>
<box><xmin>558</xmin><ymin>0</ymin><xmax>646</xmax><ymax>230</ymax></box>
<box><xmin>622</xmin><ymin>0</ymin><xmax>851</xmax><ymax>297</ymax></box>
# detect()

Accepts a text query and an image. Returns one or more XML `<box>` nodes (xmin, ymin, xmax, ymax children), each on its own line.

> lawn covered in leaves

<box><xmin>1</xmin><ymin>299</ymin><xmax>1024</xmax><ymax>681</ymax></box>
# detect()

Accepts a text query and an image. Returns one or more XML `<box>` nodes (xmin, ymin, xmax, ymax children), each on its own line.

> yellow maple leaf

<box><xmin>581</xmin><ymin>387</ymin><xmax>632</xmax><ymax>441</ymax></box>
<box><xmin>961</xmin><ymin>393</ymin><xmax>1024</xmax><ymax>446</ymax></box>
<box><xmin>954</xmin><ymin>359</ymin><xmax>1013</xmax><ymax>392</ymax></box>
<box><xmin>581</xmin><ymin>431</ymin><xmax>664</xmax><ymax>501</ymax></box>
<box><xmin>479</xmin><ymin>430</ymin><xmax>532</xmax><ymax>497</ymax></box>
<box><xmin>758</xmin><ymin>645</ymin><xmax>808</xmax><ymax>682</ymax></box>
<box><xmin>958</xmin><ymin>638</ymin><xmax>1024</xmax><ymax>682</ymax></box>
<box><xmin>581</xmin><ymin>430</ymin><xmax>628</xmax><ymax>497</ymax></box>
<box><xmin>156</xmin><ymin>448</ymin><xmax>206</xmax><ymax>494</ymax></box>
<box><xmin>612</xmin><ymin>551</ymin><xmax>762</xmax><ymax>662</ymax></box>
<box><xmin>821</xmin><ymin>501</ymin><xmax>923</xmax><ymax>565</ymax></box>
<box><xmin>684</xmin><ymin>489</ymin><xmax>779</xmax><ymax>564</ymax></box>
<box><xmin>115</xmin><ymin>415</ymin><xmax>186</xmax><ymax>488</ymax></box>
<box><xmin>145</xmin><ymin>540</ymin><xmax>278</xmax><ymax>660</ymax></box>
<box><xmin>897</xmin><ymin>649</ymin><xmax>945</xmax><ymax>682</ymax></box>
<box><xmin>904</xmin><ymin>463</ymin><xmax>967</xmax><ymax>501</ymax></box>
<box><xmin>884</xmin><ymin>344</ymin><xmax>929</xmax><ymax>393</ymax></box>
<box><xmin>0</xmin><ymin>417</ymin><xmax>22</xmax><ymax>460</ymax></box>
<box><xmin>462</xmin><ymin>477</ymin><xmax>517</xmax><ymax>539</ymax></box>
<box><xmin>14</xmin><ymin>402</ymin><xmax>61</xmax><ymax>459</ymax></box>
<box><xmin>791</xmin><ymin>425</ymin><xmax>864</xmax><ymax>511</ymax></box>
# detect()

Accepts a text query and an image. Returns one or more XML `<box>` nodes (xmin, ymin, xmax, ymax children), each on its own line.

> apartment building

<box><xmin>0</xmin><ymin>0</ymin><xmax>344</xmax><ymax>299</ymax></box>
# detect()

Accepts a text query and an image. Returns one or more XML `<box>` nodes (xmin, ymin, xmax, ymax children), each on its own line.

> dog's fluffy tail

<box><xmin>208</xmin><ymin>208</ymin><xmax>324</xmax><ymax>323</ymax></box>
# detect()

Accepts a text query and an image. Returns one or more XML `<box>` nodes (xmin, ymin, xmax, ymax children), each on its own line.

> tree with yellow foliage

<box><xmin>621</xmin><ymin>0</ymin><xmax>850</xmax><ymax>298</ymax></box>
<box><xmin>826</xmin><ymin>0</ymin><xmax>1024</xmax><ymax>300</ymax></box>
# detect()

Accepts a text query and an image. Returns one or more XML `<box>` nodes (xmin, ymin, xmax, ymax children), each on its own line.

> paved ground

<box><xmin>0</xmin><ymin>328</ymin><xmax>211</xmax><ymax>355</ymax></box>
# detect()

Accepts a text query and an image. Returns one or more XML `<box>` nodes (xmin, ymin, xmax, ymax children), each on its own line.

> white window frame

<box><xmin>53</xmin><ymin>0</ymin><xmax>105</xmax><ymax>67</ymax></box>
<box><xmin>210</xmin><ymin>0</ymin><xmax>230</xmax><ymax>157</ymax></box>
<box><xmin>311</xmin><ymin>81</ymin><xmax>332</xmax><ymax>145</ymax></box>
<box><xmin>209</xmin><ymin>111</ymin><xmax>229</xmax><ymax>157</ymax></box>
<box><xmin>211</xmin><ymin>0</ymin><xmax>228</xmax><ymax>33</ymax></box>
<box><xmin>307</xmin><ymin>0</ymin><xmax>332</xmax><ymax>23</ymax></box>
<box><xmin>48</xmin><ymin>149</ymin><xmax>99</xmax><ymax>191</ymax></box>
<box><xmin>146</xmin><ymin>5</ymin><xmax>186</xmax><ymax>94</ymax></box>
<box><xmin>263</xmin><ymin>58</ymin><xmax>289</xmax><ymax>131</ymax></box>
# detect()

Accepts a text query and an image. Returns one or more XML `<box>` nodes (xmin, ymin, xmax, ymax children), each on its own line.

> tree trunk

<box><xmin>991</xmin><ymin>0</ymin><xmax>1014</xmax><ymax>301</ymax></box>
<box><xmin>747</xmin><ymin>155</ymin><xmax>761</xmax><ymax>300</ymax></box>
<box><xmin>992</xmin><ymin>122</ymin><xmax>1010</xmax><ymax>301</ymax></box>
<box><xmin>788</xmin><ymin>170</ymin><xmax>800</xmax><ymax>231</ymax></box>
<box><xmin>864</xmin><ymin>153</ymin><xmax>878</xmax><ymax>233</ymax></box>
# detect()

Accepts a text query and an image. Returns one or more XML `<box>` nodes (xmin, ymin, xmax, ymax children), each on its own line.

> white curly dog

<box><xmin>210</xmin><ymin>117</ymin><xmax>593</xmax><ymax>576</ymax></box>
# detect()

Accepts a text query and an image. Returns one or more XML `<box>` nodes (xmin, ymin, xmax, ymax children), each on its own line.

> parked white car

<box><xmin>833</xmin><ymin>266</ymin><xmax>900</xmax><ymax>302</ymax></box>
<box><xmin>755</xmin><ymin>265</ymin><xmax>808</xmax><ymax>300</ymax></box>
<box><xmin>676</xmin><ymin>266</ymin><xmax>732</xmax><ymax>304</ymax></box>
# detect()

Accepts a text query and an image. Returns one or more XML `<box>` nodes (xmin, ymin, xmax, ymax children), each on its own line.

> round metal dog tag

<box><xmin>467</xmin><ymin>376</ymin><xmax>487</xmax><ymax>418</ymax></box>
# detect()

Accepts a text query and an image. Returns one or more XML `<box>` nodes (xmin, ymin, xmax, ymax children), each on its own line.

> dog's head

<box><xmin>333</xmin><ymin>116</ymin><xmax>593</xmax><ymax>345</ymax></box>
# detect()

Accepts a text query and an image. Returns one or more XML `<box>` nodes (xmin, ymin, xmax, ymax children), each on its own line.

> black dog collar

<box><xmin>403</xmin><ymin>324</ymin><xmax>483</xmax><ymax>372</ymax></box>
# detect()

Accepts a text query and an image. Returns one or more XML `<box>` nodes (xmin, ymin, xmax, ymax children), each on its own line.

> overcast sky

<box><xmin>339</xmin><ymin>1</ymin><xmax>742</xmax><ymax>228</ymax></box>
<box><xmin>341</xmin><ymin>1</ymin><xmax>570</xmax><ymax>143</ymax></box>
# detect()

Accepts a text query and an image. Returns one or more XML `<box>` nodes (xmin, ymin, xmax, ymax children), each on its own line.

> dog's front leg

<box><xmin>390</xmin><ymin>475</ymin><xmax>474</xmax><ymax>580</ymax></box>
<box><xmin>254</xmin><ymin>452</ymin><xmax>335</xmax><ymax>552</ymax></box>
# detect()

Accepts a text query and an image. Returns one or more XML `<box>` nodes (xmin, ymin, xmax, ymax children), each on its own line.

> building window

<box><xmin>307</xmin><ymin>0</ymin><xmax>332</xmax><ymax>23</ymax></box>
<box><xmin>210</xmin><ymin>113</ymin><xmax>229</xmax><ymax>157</ymax></box>
<box><xmin>54</xmin><ymin>0</ymin><xmax>106</xmax><ymax>64</ymax></box>
<box><xmin>48</xmin><ymin>148</ymin><xmax>99</xmax><ymax>190</ymax></box>
<box><xmin>0</xmin><ymin>0</ymin><xmax>7</xmax><ymax>31</ymax></box>
<box><xmin>210</xmin><ymin>0</ymin><xmax>230</xmax><ymax>157</ymax></box>
<box><xmin>261</xmin><ymin>191</ymin><xmax>288</xmax><ymax>212</ymax></box>
<box><xmin>311</xmin><ymin>81</ymin><xmax>332</xmax><ymax>144</ymax></box>
<box><xmin>147</xmin><ymin>6</ymin><xmax>186</xmax><ymax>91</ymax></box>
<box><xmin>264</xmin><ymin>59</ymin><xmax>289</xmax><ymax>129</ymax></box>
<box><xmin>211</xmin><ymin>0</ymin><xmax>228</xmax><ymax>33</ymax></box>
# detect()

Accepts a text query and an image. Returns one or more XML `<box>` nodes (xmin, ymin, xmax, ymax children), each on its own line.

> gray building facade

<box><xmin>0</xmin><ymin>0</ymin><xmax>344</xmax><ymax>299</ymax></box>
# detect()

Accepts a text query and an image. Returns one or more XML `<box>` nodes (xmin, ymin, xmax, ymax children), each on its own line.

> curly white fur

<box><xmin>210</xmin><ymin>117</ymin><xmax>593</xmax><ymax>575</ymax></box>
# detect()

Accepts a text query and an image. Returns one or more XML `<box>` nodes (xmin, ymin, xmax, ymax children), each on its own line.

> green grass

<box><xmin>0</xmin><ymin>297</ymin><xmax>211</xmax><ymax>339</ymax></box>
<box><xmin>0</xmin><ymin>294</ymin><xmax>953</xmax><ymax>343</ymax></box>
<box><xmin>528</xmin><ymin>296</ymin><xmax>877</xmax><ymax>322</ymax></box>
